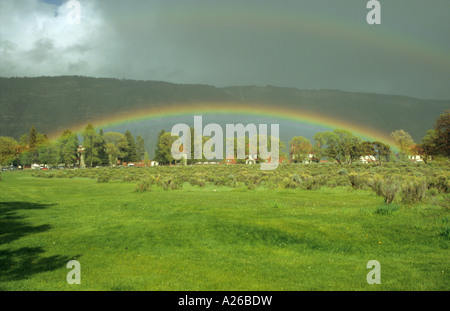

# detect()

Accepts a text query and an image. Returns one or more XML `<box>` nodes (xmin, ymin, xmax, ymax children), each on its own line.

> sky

<box><xmin>0</xmin><ymin>0</ymin><xmax>449</xmax><ymax>100</ymax></box>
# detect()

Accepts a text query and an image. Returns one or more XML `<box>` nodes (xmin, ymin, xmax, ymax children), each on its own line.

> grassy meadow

<box><xmin>0</xmin><ymin>163</ymin><xmax>449</xmax><ymax>291</ymax></box>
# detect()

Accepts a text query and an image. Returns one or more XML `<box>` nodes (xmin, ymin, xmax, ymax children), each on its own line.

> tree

<box><xmin>123</xmin><ymin>130</ymin><xmax>139</xmax><ymax>163</ymax></box>
<box><xmin>104</xmin><ymin>132</ymin><xmax>128</xmax><ymax>166</ymax></box>
<box><xmin>136</xmin><ymin>135</ymin><xmax>145</xmax><ymax>161</ymax></box>
<box><xmin>154</xmin><ymin>130</ymin><xmax>166</xmax><ymax>164</ymax></box>
<box><xmin>315</xmin><ymin>129</ymin><xmax>363</xmax><ymax>165</ymax></box>
<box><xmin>0</xmin><ymin>136</ymin><xmax>19</xmax><ymax>165</ymax></box>
<box><xmin>97</xmin><ymin>129</ymin><xmax>110</xmax><ymax>166</ymax></box>
<box><xmin>28</xmin><ymin>125</ymin><xmax>38</xmax><ymax>149</ymax></box>
<box><xmin>312</xmin><ymin>131</ymin><xmax>328</xmax><ymax>160</ymax></box>
<box><xmin>57</xmin><ymin>129</ymin><xmax>79</xmax><ymax>167</ymax></box>
<box><xmin>38</xmin><ymin>142</ymin><xmax>59</xmax><ymax>167</ymax></box>
<box><xmin>82</xmin><ymin>124</ymin><xmax>101</xmax><ymax>167</ymax></box>
<box><xmin>420</xmin><ymin>110</ymin><xmax>450</xmax><ymax>159</ymax></box>
<box><xmin>289</xmin><ymin>136</ymin><xmax>313</xmax><ymax>163</ymax></box>
<box><xmin>18</xmin><ymin>126</ymin><xmax>49</xmax><ymax>165</ymax></box>
<box><xmin>360</xmin><ymin>140</ymin><xmax>391</xmax><ymax>166</ymax></box>
<box><xmin>143</xmin><ymin>151</ymin><xmax>150</xmax><ymax>166</ymax></box>
<box><xmin>390</xmin><ymin>129</ymin><xmax>415</xmax><ymax>156</ymax></box>
<box><xmin>155</xmin><ymin>132</ymin><xmax>177</xmax><ymax>165</ymax></box>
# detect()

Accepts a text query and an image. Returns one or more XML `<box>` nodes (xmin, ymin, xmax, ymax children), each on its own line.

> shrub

<box><xmin>122</xmin><ymin>174</ymin><xmax>134</xmax><ymax>182</ymax></box>
<box><xmin>338</xmin><ymin>168</ymin><xmax>348</xmax><ymax>175</ymax></box>
<box><xmin>300</xmin><ymin>174</ymin><xmax>315</xmax><ymax>190</ymax></box>
<box><xmin>97</xmin><ymin>175</ymin><xmax>111</xmax><ymax>183</ymax></box>
<box><xmin>190</xmin><ymin>177</ymin><xmax>206</xmax><ymax>187</ymax></box>
<box><xmin>438</xmin><ymin>217</ymin><xmax>450</xmax><ymax>240</ymax></box>
<box><xmin>428</xmin><ymin>175</ymin><xmax>449</xmax><ymax>193</ymax></box>
<box><xmin>135</xmin><ymin>179</ymin><xmax>152</xmax><ymax>192</ymax></box>
<box><xmin>159</xmin><ymin>177</ymin><xmax>183</xmax><ymax>190</ymax></box>
<box><xmin>227</xmin><ymin>174</ymin><xmax>237</xmax><ymax>187</ymax></box>
<box><xmin>282</xmin><ymin>177</ymin><xmax>298</xmax><ymax>189</ymax></box>
<box><xmin>348</xmin><ymin>173</ymin><xmax>366</xmax><ymax>189</ymax></box>
<box><xmin>440</xmin><ymin>227</ymin><xmax>450</xmax><ymax>240</ymax></box>
<box><xmin>244</xmin><ymin>174</ymin><xmax>261</xmax><ymax>190</ymax></box>
<box><xmin>292</xmin><ymin>174</ymin><xmax>302</xmax><ymax>183</ymax></box>
<box><xmin>368</xmin><ymin>176</ymin><xmax>400</xmax><ymax>204</ymax></box>
<box><xmin>426</xmin><ymin>188</ymin><xmax>439</xmax><ymax>198</ymax></box>
<box><xmin>400</xmin><ymin>179</ymin><xmax>427</xmax><ymax>204</ymax></box>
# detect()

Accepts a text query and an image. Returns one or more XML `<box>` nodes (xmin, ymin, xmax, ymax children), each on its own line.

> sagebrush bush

<box><xmin>338</xmin><ymin>168</ymin><xmax>348</xmax><ymax>175</ymax></box>
<box><xmin>401</xmin><ymin>179</ymin><xmax>427</xmax><ymax>204</ymax></box>
<box><xmin>428</xmin><ymin>175</ymin><xmax>449</xmax><ymax>193</ymax></box>
<box><xmin>227</xmin><ymin>174</ymin><xmax>237</xmax><ymax>187</ymax></box>
<box><xmin>348</xmin><ymin>173</ymin><xmax>366</xmax><ymax>189</ymax></box>
<box><xmin>159</xmin><ymin>177</ymin><xmax>183</xmax><ymax>190</ymax></box>
<box><xmin>368</xmin><ymin>176</ymin><xmax>400</xmax><ymax>204</ymax></box>
<box><xmin>135</xmin><ymin>179</ymin><xmax>152</xmax><ymax>192</ymax></box>
<box><xmin>282</xmin><ymin>177</ymin><xmax>298</xmax><ymax>189</ymax></box>
<box><xmin>97</xmin><ymin>175</ymin><xmax>111</xmax><ymax>183</ymax></box>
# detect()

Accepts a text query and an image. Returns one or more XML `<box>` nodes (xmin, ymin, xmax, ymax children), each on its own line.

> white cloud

<box><xmin>0</xmin><ymin>0</ymin><xmax>112</xmax><ymax>77</ymax></box>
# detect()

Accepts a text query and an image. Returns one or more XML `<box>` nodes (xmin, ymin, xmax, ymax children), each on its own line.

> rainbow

<box><xmin>49</xmin><ymin>102</ymin><xmax>398</xmax><ymax>150</ymax></box>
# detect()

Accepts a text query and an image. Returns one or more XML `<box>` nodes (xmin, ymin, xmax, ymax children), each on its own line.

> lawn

<box><xmin>0</xmin><ymin>169</ymin><xmax>448</xmax><ymax>290</ymax></box>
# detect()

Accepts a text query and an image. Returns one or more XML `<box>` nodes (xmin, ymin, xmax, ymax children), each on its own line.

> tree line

<box><xmin>0</xmin><ymin>124</ymin><xmax>147</xmax><ymax>168</ymax></box>
<box><xmin>1</xmin><ymin>110</ymin><xmax>448</xmax><ymax>167</ymax></box>
<box><xmin>289</xmin><ymin>110</ymin><xmax>448</xmax><ymax>165</ymax></box>
<box><xmin>152</xmin><ymin>110</ymin><xmax>449</xmax><ymax>166</ymax></box>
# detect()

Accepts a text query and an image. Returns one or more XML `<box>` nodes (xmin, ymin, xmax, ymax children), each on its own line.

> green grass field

<box><xmin>0</xmin><ymin>169</ymin><xmax>448</xmax><ymax>291</ymax></box>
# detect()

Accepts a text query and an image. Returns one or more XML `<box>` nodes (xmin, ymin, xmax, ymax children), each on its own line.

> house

<box><xmin>409</xmin><ymin>154</ymin><xmax>424</xmax><ymax>162</ymax></box>
<box><xmin>224</xmin><ymin>155</ymin><xmax>236</xmax><ymax>165</ymax></box>
<box><xmin>408</xmin><ymin>145</ymin><xmax>425</xmax><ymax>162</ymax></box>
<box><xmin>245</xmin><ymin>154</ymin><xmax>258</xmax><ymax>165</ymax></box>
<box><xmin>290</xmin><ymin>153</ymin><xmax>318</xmax><ymax>164</ymax></box>
<box><xmin>360</xmin><ymin>155</ymin><xmax>377</xmax><ymax>164</ymax></box>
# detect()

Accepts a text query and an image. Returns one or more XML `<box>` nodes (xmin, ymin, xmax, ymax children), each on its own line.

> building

<box><xmin>245</xmin><ymin>154</ymin><xmax>258</xmax><ymax>165</ymax></box>
<box><xmin>224</xmin><ymin>155</ymin><xmax>236</xmax><ymax>165</ymax></box>
<box><xmin>360</xmin><ymin>155</ymin><xmax>377</xmax><ymax>164</ymax></box>
<box><xmin>408</xmin><ymin>145</ymin><xmax>425</xmax><ymax>162</ymax></box>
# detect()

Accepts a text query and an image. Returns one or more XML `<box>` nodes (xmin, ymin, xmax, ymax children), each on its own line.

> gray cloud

<box><xmin>0</xmin><ymin>0</ymin><xmax>449</xmax><ymax>100</ymax></box>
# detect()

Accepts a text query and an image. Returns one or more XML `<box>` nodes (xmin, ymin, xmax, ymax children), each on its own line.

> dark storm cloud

<box><xmin>0</xmin><ymin>0</ymin><xmax>449</xmax><ymax>99</ymax></box>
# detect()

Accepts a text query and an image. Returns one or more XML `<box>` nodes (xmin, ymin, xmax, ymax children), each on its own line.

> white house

<box><xmin>408</xmin><ymin>154</ymin><xmax>424</xmax><ymax>162</ymax></box>
<box><xmin>246</xmin><ymin>154</ymin><xmax>258</xmax><ymax>165</ymax></box>
<box><xmin>360</xmin><ymin>155</ymin><xmax>377</xmax><ymax>164</ymax></box>
<box><xmin>291</xmin><ymin>153</ymin><xmax>317</xmax><ymax>164</ymax></box>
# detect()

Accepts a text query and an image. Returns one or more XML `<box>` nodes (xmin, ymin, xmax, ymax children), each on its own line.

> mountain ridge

<box><xmin>0</xmin><ymin>76</ymin><xmax>448</xmax><ymax>145</ymax></box>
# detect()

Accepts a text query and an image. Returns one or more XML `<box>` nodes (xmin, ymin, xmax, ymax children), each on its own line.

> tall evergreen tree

<box><xmin>97</xmin><ymin>129</ymin><xmax>110</xmax><ymax>166</ymax></box>
<box><xmin>28</xmin><ymin>125</ymin><xmax>38</xmax><ymax>149</ymax></box>
<box><xmin>154</xmin><ymin>129</ymin><xmax>166</xmax><ymax>164</ymax></box>
<box><xmin>124</xmin><ymin>130</ymin><xmax>139</xmax><ymax>163</ymax></box>
<box><xmin>136</xmin><ymin>135</ymin><xmax>145</xmax><ymax>161</ymax></box>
